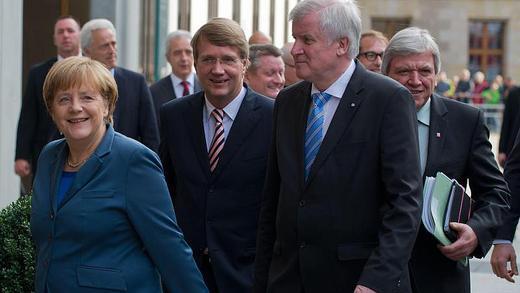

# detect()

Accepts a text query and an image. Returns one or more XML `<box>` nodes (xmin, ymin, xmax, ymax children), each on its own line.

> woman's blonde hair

<box><xmin>43</xmin><ymin>56</ymin><xmax>118</xmax><ymax>124</ymax></box>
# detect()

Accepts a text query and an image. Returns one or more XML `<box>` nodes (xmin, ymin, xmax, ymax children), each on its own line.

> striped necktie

<box><xmin>181</xmin><ymin>80</ymin><xmax>190</xmax><ymax>96</ymax></box>
<box><xmin>304</xmin><ymin>92</ymin><xmax>332</xmax><ymax>180</ymax></box>
<box><xmin>208</xmin><ymin>109</ymin><xmax>225</xmax><ymax>172</ymax></box>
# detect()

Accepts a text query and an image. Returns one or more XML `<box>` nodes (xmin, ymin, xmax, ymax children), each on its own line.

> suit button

<box><xmin>43</xmin><ymin>260</ymin><xmax>49</xmax><ymax>267</ymax></box>
<box><xmin>48</xmin><ymin>234</ymin><xmax>52</xmax><ymax>241</ymax></box>
<box><xmin>299</xmin><ymin>200</ymin><xmax>306</xmax><ymax>207</ymax></box>
<box><xmin>300</xmin><ymin>242</ymin><xmax>306</xmax><ymax>249</ymax></box>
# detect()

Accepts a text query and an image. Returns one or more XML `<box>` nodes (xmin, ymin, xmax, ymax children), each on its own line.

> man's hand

<box><xmin>354</xmin><ymin>285</ymin><xmax>376</xmax><ymax>293</ymax></box>
<box><xmin>498</xmin><ymin>152</ymin><xmax>507</xmax><ymax>168</ymax></box>
<box><xmin>438</xmin><ymin>222</ymin><xmax>478</xmax><ymax>261</ymax></box>
<box><xmin>491</xmin><ymin>243</ymin><xmax>518</xmax><ymax>283</ymax></box>
<box><xmin>14</xmin><ymin>159</ymin><xmax>31</xmax><ymax>177</ymax></box>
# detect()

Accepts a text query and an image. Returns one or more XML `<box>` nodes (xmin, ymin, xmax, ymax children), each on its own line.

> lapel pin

<box><xmin>436</xmin><ymin>132</ymin><xmax>441</xmax><ymax>138</ymax></box>
<box><xmin>350</xmin><ymin>103</ymin><xmax>356</xmax><ymax>107</ymax></box>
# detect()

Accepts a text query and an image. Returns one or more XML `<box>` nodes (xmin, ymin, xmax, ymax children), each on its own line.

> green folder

<box><xmin>422</xmin><ymin>171</ymin><xmax>468</xmax><ymax>266</ymax></box>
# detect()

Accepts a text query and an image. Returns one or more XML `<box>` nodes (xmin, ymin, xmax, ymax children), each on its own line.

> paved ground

<box><xmin>470</xmin><ymin>132</ymin><xmax>520</xmax><ymax>292</ymax></box>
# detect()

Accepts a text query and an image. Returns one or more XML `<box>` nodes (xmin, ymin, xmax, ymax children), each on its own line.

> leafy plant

<box><xmin>0</xmin><ymin>195</ymin><xmax>35</xmax><ymax>293</ymax></box>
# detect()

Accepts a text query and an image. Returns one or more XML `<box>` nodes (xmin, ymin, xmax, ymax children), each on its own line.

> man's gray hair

<box><xmin>289</xmin><ymin>0</ymin><xmax>361</xmax><ymax>59</ymax></box>
<box><xmin>248</xmin><ymin>44</ymin><xmax>283</xmax><ymax>73</ymax></box>
<box><xmin>164</xmin><ymin>30</ymin><xmax>192</xmax><ymax>56</ymax></box>
<box><xmin>381</xmin><ymin>27</ymin><xmax>441</xmax><ymax>75</ymax></box>
<box><xmin>80</xmin><ymin>18</ymin><xmax>116</xmax><ymax>51</ymax></box>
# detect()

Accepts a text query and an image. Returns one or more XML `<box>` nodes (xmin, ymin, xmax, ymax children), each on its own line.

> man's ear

<box><xmin>336</xmin><ymin>37</ymin><xmax>349</xmax><ymax>57</ymax></box>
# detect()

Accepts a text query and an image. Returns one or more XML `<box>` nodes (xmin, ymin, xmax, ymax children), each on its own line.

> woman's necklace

<box><xmin>66</xmin><ymin>157</ymin><xmax>87</xmax><ymax>168</ymax></box>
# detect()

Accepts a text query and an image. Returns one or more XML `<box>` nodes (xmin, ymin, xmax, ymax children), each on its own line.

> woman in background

<box><xmin>30</xmin><ymin>56</ymin><xmax>208</xmax><ymax>292</ymax></box>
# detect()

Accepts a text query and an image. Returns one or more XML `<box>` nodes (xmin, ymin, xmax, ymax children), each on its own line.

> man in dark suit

<box><xmin>159</xmin><ymin>18</ymin><xmax>273</xmax><ymax>293</ymax></box>
<box><xmin>254</xmin><ymin>1</ymin><xmax>423</xmax><ymax>293</ymax></box>
<box><xmin>150</xmin><ymin>30</ymin><xmax>201</xmax><ymax>123</ymax></box>
<box><xmin>498</xmin><ymin>87</ymin><xmax>520</xmax><ymax>167</ymax></box>
<box><xmin>81</xmin><ymin>18</ymin><xmax>159</xmax><ymax>152</ymax></box>
<box><xmin>491</xmin><ymin>127</ymin><xmax>520</xmax><ymax>283</ymax></box>
<box><xmin>15</xmin><ymin>15</ymin><xmax>81</xmax><ymax>192</ymax></box>
<box><xmin>382</xmin><ymin>27</ymin><xmax>510</xmax><ymax>293</ymax></box>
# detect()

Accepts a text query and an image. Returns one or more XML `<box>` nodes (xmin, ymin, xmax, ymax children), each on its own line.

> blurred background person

<box><xmin>357</xmin><ymin>29</ymin><xmax>388</xmax><ymax>73</ymax></box>
<box><xmin>81</xmin><ymin>18</ymin><xmax>159</xmax><ymax>152</ymax></box>
<box><xmin>31</xmin><ymin>56</ymin><xmax>208</xmax><ymax>292</ymax></box>
<box><xmin>435</xmin><ymin>71</ymin><xmax>452</xmax><ymax>97</ymax></box>
<box><xmin>248</xmin><ymin>31</ymin><xmax>272</xmax><ymax>45</ymax></box>
<box><xmin>454</xmin><ymin>68</ymin><xmax>473</xmax><ymax>103</ymax></box>
<box><xmin>471</xmin><ymin>71</ymin><xmax>488</xmax><ymax>104</ymax></box>
<box><xmin>245</xmin><ymin>44</ymin><xmax>285</xmax><ymax>99</ymax></box>
<box><xmin>280</xmin><ymin>41</ymin><xmax>301</xmax><ymax>86</ymax></box>
<box><xmin>15</xmin><ymin>15</ymin><xmax>81</xmax><ymax>194</ymax></box>
<box><xmin>150</xmin><ymin>30</ymin><xmax>201</xmax><ymax>123</ymax></box>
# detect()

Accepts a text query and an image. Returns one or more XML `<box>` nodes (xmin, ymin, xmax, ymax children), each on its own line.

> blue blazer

<box><xmin>30</xmin><ymin>125</ymin><xmax>208</xmax><ymax>293</ymax></box>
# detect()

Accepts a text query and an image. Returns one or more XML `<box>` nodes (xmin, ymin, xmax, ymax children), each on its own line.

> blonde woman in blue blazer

<box><xmin>30</xmin><ymin>56</ymin><xmax>208</xmax><ymax>293</ymax></box>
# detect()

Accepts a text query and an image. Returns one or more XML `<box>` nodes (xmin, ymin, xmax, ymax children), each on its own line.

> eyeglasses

<box><xmin>198</xmin><ymin>56</ymin><xmax>241</xmax><ymax>67</ymax></box>
<box><xmin>358</xmin><ymin>51</ymin><xmax>384</xmax><ymax>61</ymax></box>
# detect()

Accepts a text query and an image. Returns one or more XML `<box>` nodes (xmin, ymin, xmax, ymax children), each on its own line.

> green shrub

<box><xmin>0</xmin><ymin>195</ymin><xmax>35</xmax><ymax>293</ymax></box>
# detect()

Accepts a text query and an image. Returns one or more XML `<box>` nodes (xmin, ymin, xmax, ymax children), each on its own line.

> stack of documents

<box><xmin>422</xmin><ymin>172</ymin><xmax>473</xmax><ymax>265</ymax></box>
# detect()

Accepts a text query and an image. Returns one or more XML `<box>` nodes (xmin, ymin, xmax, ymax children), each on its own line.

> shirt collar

<box><xmin>170</xmin><ymin>72</ymin><xmax>195</xmax><ymax>86</ymax></box>
<box><xmin>417</xmin><ymin>97</ymin><xmax>431</xmax><ymax>126</ymax></box>
<box><xmin>204</xmin><ymin>86</ymin><xmax>247</xmax><ymax>121</ymax></box>
<box><xmin>311</xmin><ymin>60</ymin><xmax>356</xmax><ymax>99</ymax></box>
<box><xmin>57</xmin><ymin>51</ymin><xmax>82</xmax><ymax>61</ymax></box>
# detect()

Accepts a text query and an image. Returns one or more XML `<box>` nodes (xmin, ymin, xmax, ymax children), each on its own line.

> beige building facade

<box><xmin>358</xmin><ymin>0</ymin><xmax>520</xmax><ymax>81</ymax></box>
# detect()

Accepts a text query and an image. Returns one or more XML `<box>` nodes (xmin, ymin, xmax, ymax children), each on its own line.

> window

<box><xmin>469</xmin><ymin>20</ymin><xmax>505</xmax><ymax>80</ymax></box>
<box><xmin>371</xmin><ymin>17</ymin><xmax>411</xmax><ymax>39</ymax></box>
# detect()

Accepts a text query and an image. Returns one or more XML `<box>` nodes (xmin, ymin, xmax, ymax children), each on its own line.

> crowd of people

<box><xmin>14</xmin><ymin>0</ymin><xmax>520</xmax><ymax>292</ymax></box>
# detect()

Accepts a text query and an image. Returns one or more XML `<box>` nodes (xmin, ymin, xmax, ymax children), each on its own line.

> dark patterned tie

<box><xmin>181</xmin><ymin>80</ymin><xmax>190</xmax><ymax>96</ymax></box>
<box><xmin>208</xmin><ymin>109</ymin><xmax>225</xmax><ymax>172</ymax></box>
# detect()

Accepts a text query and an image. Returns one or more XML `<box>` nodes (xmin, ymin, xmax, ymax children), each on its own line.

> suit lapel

<box><xmin>212</xmin><ymin>89</ymin><xmax>262</xmax><ymax>178</ymax></box>
<box><xmin>57</xmin><ymin>125</ymin><xmax>114</xmax><ymax>210</ymax></box>
<box><xmin>306</xmin><ymin>64</ymin><xmax>365</xmax><ymax>184</ymax></box>
<box><xmin>113</xmin><ymin>68</ymin><xmax>124</xmax><ymax>130</ymax></box>
<box><xmin>424</xmin><ymin>94</ymin><xmax>447</xmax><ymax>176</ymax></box>
<box><xmin>297</xmin><ymin>83</ymin><xmax>313</xmax><ymax>188</ymax></box>
<box><xmin>185</xmin><ymin>93</ymin><xmax>211</xmax><ymax>178</ymax></box>
<box><xmin>164</xmin><ymin>76</ymin><xmax>177</xmax><ymax>100</ymax></box>
<box><xmin>49</xmin><ymin>141</ymin><xmax>67</xmax><ymax>213</ymax></box>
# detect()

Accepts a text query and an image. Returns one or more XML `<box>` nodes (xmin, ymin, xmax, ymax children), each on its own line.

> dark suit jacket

<box><xmin>409</xmin><ymin>94</ymin><xmax>510</xmax><ymax>293</ymax></box>
<box><xmin>16</xmin><ymin>57</ymin><xmax>60</xmax><ymax>175</ymax></box>
<box><xmin>113</xmin><ymin>67</ymin><xmax>159</xmax><ymax>152</ymax></box>
<box><xmin>150</xmin><ymin>74</ymin><xmax>202</xmax><ymax>123</ymax></box>
<box><xmin>497</xmin><ymin>128</ymin><xmax>520</xmax><ymax>241</ymax></box>
<box><xmin>499</xmin><ymin>87</ymin><xmax>520</xmax><ymax>156</ymax></box>
<box><xmin>30</xmin><ymin>125</ymin><xmax>207</xmax><ymax>293</ymax></box>
<box><xmin>254</xmin><ymin>63</ymin><xmax>423</xmax><ymax>293</ymax></box>
<box><xmin>159</xmin><ymin>87</ymin><xmax>273</xmax><ymax>293</ymax></box>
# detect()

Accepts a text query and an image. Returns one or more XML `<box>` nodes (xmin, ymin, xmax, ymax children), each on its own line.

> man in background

<box><xmin>150</xmin><ymin>30</ymin><xmax>201</xmax><ymax>123</ymax></box>
<box><xmin>245</xmin><ymin>44</ymin><xmax>285</xmax><ymax>99</ymax></box>
<box><xmin>248</xmin><ymin>31</ymin><xmax>272</xmax><ymax>45</ymax></box>
<box><xmin>280</xmin><ymin>42</ymin><xmax>301</xmax><ymax>86</ymax></box>
<box><xmin>357</xmin><ymin>30</ymin><xmax>388</xmax><ymax>73</ymax></box>
<box><xmin>15</xmin><ymin>15</ymin><xmax>81</xmax><ymax>192</ymax></box>
<box><xmin>81</xmin><ymin>18</ymin><xmax>159</xmax><ymax>152</ymax></box>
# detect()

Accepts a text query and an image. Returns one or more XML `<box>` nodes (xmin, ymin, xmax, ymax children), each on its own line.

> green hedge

<box><xmin>0</xmin><ymin>195</ymin><xmax>35</xmax><ymax>293</ymax></box>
